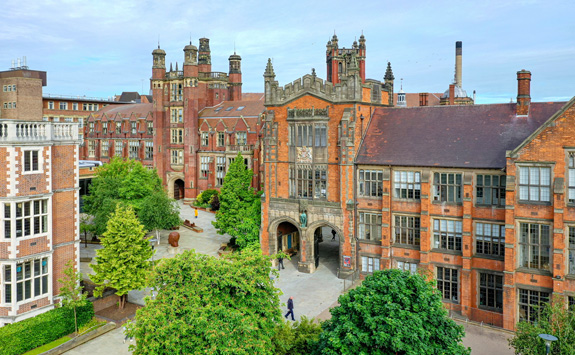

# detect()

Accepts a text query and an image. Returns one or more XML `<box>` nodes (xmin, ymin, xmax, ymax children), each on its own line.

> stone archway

<box><xmin>166</xmin><ymin>172</ymin><xmax>185</xmax><ymax>201</ymax></box>
<box><xmin>306</xmin><ymin>221</ymin><xmax>345</xmax><ymax>277</ymax></box>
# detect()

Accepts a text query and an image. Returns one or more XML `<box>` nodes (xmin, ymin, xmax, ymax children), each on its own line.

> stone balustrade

<box><xmin>0</xmin><ymin>120</ymin><xmax>81</xmax><ymax>144</ymax></box>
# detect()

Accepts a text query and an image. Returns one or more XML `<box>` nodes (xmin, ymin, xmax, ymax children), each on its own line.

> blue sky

<box><xmin>1</xmin><ymin>0</ymin><xmax>573</xmax><ymax>104</ymax></box>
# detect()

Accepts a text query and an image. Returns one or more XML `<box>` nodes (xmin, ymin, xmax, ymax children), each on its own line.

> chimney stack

<box><xmin>455</xmin><ymin>41</ymin><xmax>462</xmax><ymax>87</ymax></box>
<box><xmin>516</xmin><ymin>69</ymin><xmax>531</xmax><ymax>116</ymax></box>
<box><xmin>419</xmin><ymin>93</ymin><xmax>429</xmax><ymax>107</ymax></box>
<box><xmin>449</xmin><ymin>84</ymin><xmax>455</xmax><ymax>105</ymax></box>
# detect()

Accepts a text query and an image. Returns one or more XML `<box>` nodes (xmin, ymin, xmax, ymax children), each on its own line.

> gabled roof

<box><xmin>356</xmin><ymin>102</ymin><xmax>567</xmax><ymax>169</ymax></box>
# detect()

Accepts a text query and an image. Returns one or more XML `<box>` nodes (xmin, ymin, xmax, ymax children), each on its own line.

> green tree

<box><xmin>213</xmin><ymin>152</ymin><xmax>261</xmax><ymax>249</ymax></box>
<box><xmin>509</xmin><ymin>296</ymin><xmax>575</xmax><ymax>355</ymax></box>
<box><xmin>139</xmin><ymin>190</ymin><xmax>181</xmax><ymax>244</ymax></box>
<box><xmin>58</xmin><ymin>260</ymin><xmax>87</xmax><ymax>335</ymax></box>
<box><xmin>315</xmin><ymin>269</ymin><xmax>470</xmax><ymax>355</ymax></box>
<box><xmin>83</xmin><ymin>157</ymin><xmax>164</xmax><ymax>236</ymax></box>
<box><xmin>127</xmin><ymin>246</ymin><xmax>282</xmax><ymax>354</ymax></box>
<box><xmin>272</xmin><ymin>316</ymin><xmax>323</xmax><ymax>355</ymax></box>
<box><xmin>90</xmin><ymin>205</ymin><xmax>154</xmax><ymax>309</ymax></box>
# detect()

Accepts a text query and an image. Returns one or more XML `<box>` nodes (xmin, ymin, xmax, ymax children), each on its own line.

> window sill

<box><xmin>358</xmin><ymin>195</ymin><xmax>383</xmax><ymax>199</ymax></box>
<box><xmin>473</xmin><ymin>254</ymin><xmax>505</xmax><ymax>261</ymax></box>
<box><xmin>431</xmin><ymin>201</ymin><xmax>462</xmax><ymax>206</ymax></box>
<box><xmin>516</xmin><ymin>267</ymin><xmax>552</xmax><ymax>276</ymax></box>
<box><xmin>431</xmin><ymin>248</ymin><xmax>462</xmax><ymax>256</ymax></box>
<box><xmin>565</xmin><ymin>274</ymin><xmax>575</xmax><ymax>280</ymax></box>
<box><xmin>393</xmin><ymin>198</ymin><xmax>421</xmax><ymax>202</ymax></box>
<box><xmin>358</xmin><ymin>239</ymin><xmax>382</xmax><ymax>245</ymax></box>
<box><xmin>392</xmin><ymin>244</ymin><xmax>420</xmax><ymax>250</ymax></box>
<box><xmin>441</xmin><ymin>299</ymin><xmax>460</xmax><ymax>305</ymax></box>
<box><xmin>478</xmin><ymin>306</ymin><xmax>503</xmax><ymax>314</ymax></box>
<box><xmin>517</xmin><ymin>201</ymin><xmax>552</xmax><ymax>206</ymax></box>
<box><xmin>475</xmin><ymin>204</ymin><xmax>505</xmax><ymax>209</ymax></box>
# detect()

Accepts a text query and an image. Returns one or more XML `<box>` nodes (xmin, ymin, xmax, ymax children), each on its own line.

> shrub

<box><xmin>272</xmin><ymin>316</ymin><xmax>322</xmax><ymax>355</ymax></box>
<box><xmin>197</xmin><ymin>189</ymin><xmax>218</xmax><ymax>205</ymax></box>
<box><xmin>0</xmin><ymin>301</ymin><xmax>94</xmax><ymax>355</ymax></box>
<box><xmin>210</xmin><ymin>193</ymin><xmax>220</xmax><ymax>211</ymax></box>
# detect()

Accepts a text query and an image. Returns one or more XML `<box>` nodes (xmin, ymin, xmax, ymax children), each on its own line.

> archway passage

<box><xmin>174</xmin><ymin>179</ymin><xmax>185</xmax><ymax>200</ymax></box>
<box><xmin>277</xmin><ymin>222</ymin><xmax>300</xmax><ymax>264</ymax></box>
<box><xmin>312</xmin><ymin>225</ymin><xmax>340</xmax><ymax>276</ymax></box>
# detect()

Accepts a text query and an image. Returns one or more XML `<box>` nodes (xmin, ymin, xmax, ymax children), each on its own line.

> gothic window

<box><xmin>147</xmin><ymin>121</ymin><xmax>153</xmax><ymax>135</ymax></box>
<box><xmin>171</xmin><ymin>129</ymin><xmax>184</xmax><ymax>144</ymax></box>
<box><xmin>171</xmin><ymin>149</ymin><xmax>183</xmax><ymax>165</ymax></box>
<box><xmin>201</xmin><ymin>132</ymin><xmax>209</xmax><ymax>146</ymax></box>
<box><xmin>217</xmin><ymin>132</ymin><xmax>225</xmax><ymax>147</ymax></box>
<box><xmin>289</xmin><ymin>165</ymin><xmax>327</xmax><ymax>199</ymax></box>
<box><xmin>131</xmin><ymin>122</ymin><xmax>137</xmax><ymax>135</ymax></box>
<box><xmin>115</xmin><ymin>122</ymin><xmax>122</xmax><ymax>134</ymax></box>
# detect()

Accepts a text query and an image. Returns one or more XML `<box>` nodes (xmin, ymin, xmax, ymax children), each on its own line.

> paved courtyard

<box><xmin>72</xmin><ymin>202</ymin><xmax>515</xmax><ymax>354</ymax></box>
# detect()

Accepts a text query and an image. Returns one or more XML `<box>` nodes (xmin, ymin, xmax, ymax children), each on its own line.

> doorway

<box><xmin>312</xmin><ymin>225</ymin><xmax>340</xmax><ymax>276</ymax></box>
<box><xmin>174</xmin><ymin>179</ymin><xmax>185</xmax><ymax>200</ymax></box>
<box><xmin>277</xmin><ymin>222</ymin><xmax>300</xmax><ymax>264</ymax></box>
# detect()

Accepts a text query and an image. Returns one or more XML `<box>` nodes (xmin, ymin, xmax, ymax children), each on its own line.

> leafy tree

<box><xmin>90</xmin><ymin>205</ymin><xmax>154</xmax><ymax>309</ymax></box>
<box><xmin>83</xmin><ymin>157</ymin><xmax>164</xmax><ymax>236</ymax></box>
<box><xmin>210</xmin><ymin>193</ymin><xmax>220</xmax><ymax>211</ymax></box>
<box><xmin>139</xmin><ymin>190</ymin><xmax>181</xmax><ymax>244</ymax></box>
<box><xmin>509</xmin><ymin>296</ymin><xmax>575</xmax><ymax>355</ymax></box>
<box><xmin>196</xmin><ymin>189</ymin><xmax>219</xmax><ymax>205</ymax></box>
<box><xmin>58</xmin><ymin>260</ymin><xmax>87</xmax><ymax>335</ymax></box>
<box><xmin>79</xmin><ymin>214</ymin><xmax>96</xmax><ymax>247</ymax></box>
<box><xmin>213</xmin><ymin>152</ymin><xmax>261</xmax><ymax>249</ymax></box>
<box><xmin>315</xmin><ymin>269</ymin><xmax>470</xmax><ymax>355</ymax></box>
<box><xmin>272</xmin><ymin>316</ymin><xmax>323</xmax><ymax>355</ymax></box>
<box><xmin>127</xmin><ymin>246</ymin><xmax>282</xmax><ymax>354</ymax></box>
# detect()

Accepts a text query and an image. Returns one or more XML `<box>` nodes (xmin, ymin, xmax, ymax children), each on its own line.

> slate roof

<box><xmin>95</xmin><ymin>103</ymin><xmax>153</xmax><ymax>118</ymax></box>
<box><xmin>356</xmin><ymin>102</ymin><xmax>567</xmax><ymax>169</ymax></box>
<box><xmin>199</xmin><ymin>96</ymin><xmax>264</xmax><ymax>118</ymax></box>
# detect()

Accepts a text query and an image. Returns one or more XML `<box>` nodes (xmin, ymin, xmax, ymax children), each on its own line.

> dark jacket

<box><xmin>287</xmin><ymin>298</ymin><xmax>294</xmax><ymax>310</ymax></box>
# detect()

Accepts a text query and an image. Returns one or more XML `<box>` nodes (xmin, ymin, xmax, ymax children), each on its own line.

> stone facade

<box><xmin>261</xmin><ymin>34</ymin><xmax>394</xmax><ymax>275</ymax></box>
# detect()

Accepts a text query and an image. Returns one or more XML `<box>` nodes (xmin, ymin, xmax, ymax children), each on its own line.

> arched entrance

<box><xmin>310</xmin><ymin>224</ymin><xmax>341</xmax><ymax>277</ymax></box>
<box><xmin>277</xmin><ymin>221</ymin><xmax>300</xmax><ymax>263</ymax></box>
<box><xmin>173</xmin><ymin>179</ymin><xmax>184</xmax><ymax>200</ymax></box>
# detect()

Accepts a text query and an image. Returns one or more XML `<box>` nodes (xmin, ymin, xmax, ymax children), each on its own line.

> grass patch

<box><xmin>23</xmin><ymin>336</ymin><xmax>70</xmax><ymax>355</ymax></box>
<box><xmin>78</xmin><ymin>317</ymin><xmax>106</xmax><ymax>335</ymax></box>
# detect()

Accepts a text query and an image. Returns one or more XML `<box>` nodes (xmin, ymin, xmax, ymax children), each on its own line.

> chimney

<box><xmin>419</xmin><ymin>93</ymin><xmax>429</xmax><ymax>106</ymax></box>
<box><xmin>516</xmin><ymin>69</ymin><xmax>531</xmax><ymax>116</ymax></box>
<box><xmin>449</xmin><ymin>84</ymin><xmax>455</xmax><ymax>105</ymax></box>
<box><xmin>455</xmin><ymin>41</ymin><xmax>462</xmax><ymax>87</ymax></box>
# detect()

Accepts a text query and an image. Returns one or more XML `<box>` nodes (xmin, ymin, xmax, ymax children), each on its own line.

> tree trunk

<box><xmin>156</xmin><ymin>229</ymin><xmax>160</xmax><ymax>245</ymax></box>
<box><xmin>74</xmin><ymin>307</ymin><xmax>78</xmax><ymax>336</ymax></box>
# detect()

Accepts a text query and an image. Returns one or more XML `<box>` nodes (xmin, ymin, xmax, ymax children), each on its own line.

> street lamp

<box><xmin>538</xmin><ymin>333</ymin><xmax>557</xmax><ymax>355</ymax></box>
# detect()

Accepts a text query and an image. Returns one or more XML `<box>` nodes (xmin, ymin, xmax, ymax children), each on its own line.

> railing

<box><xmin>198</xmin><ymin>72</ymin><xmax>228</xmax><ymax>80</ymax></box>
<box><xmin>0</xmin><ymin>120</ymin><xmax>81</xmax><ymax>143</ymax></box>
<box><xmin>227</xmin><ymin>144</ymin><xmax>254</xmax><ymax>152</ymax></box>
<box><xmin>43</xmin><ymin>93</ymin><xmax>116</xmax><ymax>102</ymax></box>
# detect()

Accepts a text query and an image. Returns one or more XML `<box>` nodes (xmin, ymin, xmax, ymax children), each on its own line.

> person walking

<box><xmin>331</xmin><ymin>229</ymin><xmax>337</xmax><ymax>241</ymax></box>
<box><xmin>278</xmin><ymin>255</ymin><xmax>285</xmax><ymax>270</ymax></box>
<box><xmin>194</xmin><ymin>208</ymin><xmax>198</xmax><ymax>219</ymax></box>
<box><xmin>285</xmin><ymin>296</ymin><xmax>295</xmax><ymax>321</ymax></box>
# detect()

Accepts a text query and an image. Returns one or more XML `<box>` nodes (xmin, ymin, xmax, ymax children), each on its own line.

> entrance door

<box><xmin>174</xmin><ymin>179</ymin><xmax>184</xmax><ymax>200</ymax></box>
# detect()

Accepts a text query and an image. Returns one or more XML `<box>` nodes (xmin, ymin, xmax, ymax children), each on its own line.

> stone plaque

<box><xmin>297</xmin><ymin>147</ymin><xmax>312</xmax><ymax>163</ymax></box>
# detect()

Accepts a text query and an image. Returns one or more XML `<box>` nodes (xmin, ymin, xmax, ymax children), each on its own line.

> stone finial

<box><xmin>384</xmin><ymin>62</ymin><xmax>395</xmax><ymax>81</ymax></box>
<box><xmin>264</xmin><ymin>58</ymin><xmax>275</xmax><ymax>79</ymax></box>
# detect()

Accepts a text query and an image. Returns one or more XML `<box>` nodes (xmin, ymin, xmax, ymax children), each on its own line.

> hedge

<box><xmin>196</xmin><ymin>189</ymin><xmax>219</xmax><ymax>205</ymax></box>
<box><xmin>0</xmin><ymin>302</ymin><xmax>94</xmax><ymax>355</ymax></box>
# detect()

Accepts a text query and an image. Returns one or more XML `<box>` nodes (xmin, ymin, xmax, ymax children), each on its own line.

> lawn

<box><xmin>23</xmin><ymin>336</ymin><xmax>71</xmax><ymax>355</ymax></box>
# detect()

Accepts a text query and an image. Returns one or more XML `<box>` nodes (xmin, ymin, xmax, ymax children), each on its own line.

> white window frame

<box><xmin>518</xmin><ymin>166</ymin><xmax>551</xmax><ymax>202</ymax></box>
<box><xmin>361</xmin><ymin>256</ymin><xmax>380</xmax><ymax>273</ymax></box>
<box><xmin>23</xmin><ymin>150</ymin><xmax>41</xmax><ymax>173</ymax></box>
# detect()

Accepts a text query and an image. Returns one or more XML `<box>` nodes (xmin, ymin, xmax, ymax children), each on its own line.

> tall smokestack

<box><xmin>455</xmin><ymin>41</ymin><xmax>462</xmax><ymax>87</ymax></box>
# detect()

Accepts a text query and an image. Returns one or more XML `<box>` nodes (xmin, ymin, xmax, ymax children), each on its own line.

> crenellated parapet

<box><xmin>264</xmin><ymin>70</ymin><xmax>363</xmax><ymax>106</ymax></box>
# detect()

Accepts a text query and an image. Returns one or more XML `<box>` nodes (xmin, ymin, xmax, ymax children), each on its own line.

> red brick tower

<box><xmin>228</xmin><ymin>53</ymin><xmax>242</xmax><ymax>101</ymax></box>
<box><xmin>516</xmin><ymin>69</ymin><xmax>531</xmax><ymax>116</ymax></box>
<box><xmin>326</xmin><ymin>34</ymin><xmax>366</xmax><ymax>84</ymax></box>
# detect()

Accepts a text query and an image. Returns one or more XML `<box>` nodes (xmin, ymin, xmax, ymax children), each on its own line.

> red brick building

<box><xmin>0</xmin><ymin>68</ymin><xmax>82</xmax><ymax>326</ymax></box>
<box><xmin>260</xmin><ymin>35</ymin><xmax>575</xmax><ymax>331</ymax></box>
<box><xmin>80</xmin><ymin>38</ymin><xmax>264</xmax><ymax>201</ymax></box>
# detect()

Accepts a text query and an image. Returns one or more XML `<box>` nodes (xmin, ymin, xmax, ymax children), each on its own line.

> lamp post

<box><xmin>538</xmin><ymin>333</ymin><xmax>557</xmax><ymax>355</ymax></box>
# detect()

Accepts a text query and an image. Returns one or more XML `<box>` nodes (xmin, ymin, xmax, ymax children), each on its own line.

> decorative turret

<box><xmin>384</xmin><ymin>62</ymin><xmax>394</xmax><ymax>105</ymax></box>
<box><xmin>326</xmin><ymin>33</ymin><xmax>366</xmax><ymax>84</ymax></box>
<box><xmin>228</xmin><ymin>52</ymin><xmax>242</xmax><ymax>101</ymax></box>
<box><xmin>358</xmin><ymin>33</ymin><xmax>366</xmax><ymax>49</ymax></box>
<box><xmin>152</xmin><ymin>46</ymin><xmax>166</xmax><ymax>69</ymax></box>
<box><xmin>183</xmin><ymin>42</ymin><xmax>198</xmax><ymax>65</ymax></box>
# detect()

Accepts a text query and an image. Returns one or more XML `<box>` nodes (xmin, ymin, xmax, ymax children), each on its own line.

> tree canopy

<box><xmin>315</xmin><ymin>269</ymin><xmax>470</xmax><ymax>355</ymax></box>
<box><xmin>212</xmin><ymin>152</ymin><xmax>261</xmax><ymax>249</ymax></box>
<box><xmin>139</xmin><ymin>190</ymin><xmax>181</xmax><ymax>243</ymax></box>
<box><xmin>90</xmin><ymin>204</ymin><xmax>154</xmax><ymax>309</ymax></box>
<box><xmin>127</xmin><ymin>247</ymin><xmax>282</xmax><ymax>354</ymax></box>
<box><xmin>83</xmin><ymin>157</ymin><xmax>178</xmax><ymax>236</ymax></box>
<box><xmin>509</xmin><ymin>296</ymin><xmax>575</xmax><ymax>355</ymax></box>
